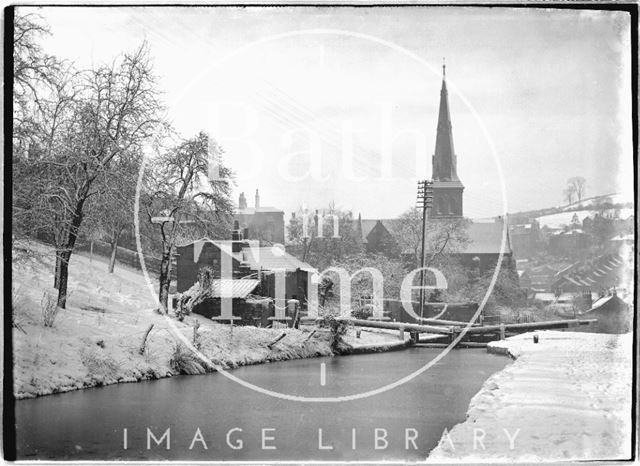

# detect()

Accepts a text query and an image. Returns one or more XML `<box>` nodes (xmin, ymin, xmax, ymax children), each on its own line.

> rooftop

<box><xmin>237</xmin><ymin>206</ymin><xmax>284</xmax><ymax>214</ymax></box>
<box><xmin>208</xmin><ymin>279</ymin><xmax>260</xmax><ymax>299</ymax></box>
<box><xmin>241</xmin><ymin>246</ymin><xmax>316</xmax><ymax>272</ymax></box>
<box><xmin>463</xmin><ymin>221</ymin><xmax>512</xmax><ymax>255</ymax></box>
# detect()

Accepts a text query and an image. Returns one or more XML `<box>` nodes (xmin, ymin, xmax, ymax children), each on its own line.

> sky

<box><xmin>25</xmin><ymin>6</ymin><xmax>633</xmax><ymax>219</ymax></box>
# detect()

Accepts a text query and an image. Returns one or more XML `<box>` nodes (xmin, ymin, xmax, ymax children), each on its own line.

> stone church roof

<box><xmin>463</xmin><ymin>221</ymin><xmax>513</xmax><ymax>255</ymax></box>
<box><xmin>433</xmin><ymin>62</ymin><xmax>462</xmax><ymax>184</ymax></box>
<box><xmin>356</xmin><ymin>218</ymin><xmax>400</xmax><ymax>243</ymax></box>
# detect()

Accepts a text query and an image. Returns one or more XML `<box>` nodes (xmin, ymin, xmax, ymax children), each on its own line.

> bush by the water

<box><xmin>317</xmin><ymin>312</ymin><xmax>352</xmax><ymax>353</ymax></box>
<box><xmin>169</xmin><ymin>344</ymin><xmax>207</xmax><ymax>375</ymax></box>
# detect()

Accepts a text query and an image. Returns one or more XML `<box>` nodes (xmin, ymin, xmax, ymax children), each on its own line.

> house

<box><xmin>355</xmin><ymin>216</ymin><xmax>400</xmax><ymax>256</ymax></box>
<box><xmin>548</xmin><ymin>228</ymin><xmax>591</xmax><ymax>257</ymax></box>
<box><xmin>517</xmin><ymin>270</ymin><xmax>532</xmax><ymax>290</ymax></box>
<box><xmin>235</xmin><ymin>189</ymin><xmax>285</xmax><ymax>244</ymax></box>
<box><xmin>241</xmin><ymin>245</ymin><xmax>316</xmax><ymax>303</ymax></box>
<box><xmin>175</xmin><ymin>227</ymin><xmax>316</xmax><ymax>325</ymax></box>
<box><xmin>456</xmin><ymin>218</ymin><xmax>515</xmax><ymax>275</ymax></box>
<box><xmin>552</xmin><ymin>253</ymin><xmax>627</xmax><ymax>294</ymax></box>
<box><xmin>528</xmin><ymin>264</ymin><xmax>567</xmax><ymax>292</ymax></box>
<box><xmin>508</xmin><ymin>220</ymin><xmax>541</xmax><ymax>259</ymax></box>
<box><xmin>580</xmin><ymin>293</ymin><xmax>631</xmax><ymax>334</ymax></box>
<box><xmin>607</xmin><ymin>233</ymin><xmax>634</xmax><ymax>255</ymax></box>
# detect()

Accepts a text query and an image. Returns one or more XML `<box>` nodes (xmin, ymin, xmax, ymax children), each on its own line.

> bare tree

<box><xmin>567</xmin><ymin>176</ymin><xmax>586</xmax><ymax>203</ymax></box>
<box><xmin>563</xmin><ymin>185</ymin><xmax>576</xmax><ymax>205</ymax></box>
<box><xmin>141</xmin><ymin>131</ymin><xmax>234</xmax><ymax>313</ymax></box>
<box><xmin>14</xmin><ymin>38</ymin><xmax>165</xmax><ymax>308</ymax></box>
<box><xmin>392</xmin><ymin>208</ymin><xmax>470</xmax><ymax>268</ymax></box>
<box><xmin>287</xmin><ymin>204</ymin><xmax>363</xmax><ymax>270</ymax></box>
<box><xmin>13</xmin><ymin>13</ymin><xmax>63</xmax><ymax>122</ymax></box>
<box><xmin>87</xmin><ymin>150</ymin><xmax>142</xmax><ymax>273</ymax></box>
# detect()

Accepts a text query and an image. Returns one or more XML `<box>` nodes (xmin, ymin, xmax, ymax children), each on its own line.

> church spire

<box><xmin>432</xmin><ymin>60</ymin><xmax>460</xmax><ymax>182</ymax></box>
<box><xmin>429</xmin><ymin>61</ymin><xmax>464</xmax><ymax>219</ymax></box>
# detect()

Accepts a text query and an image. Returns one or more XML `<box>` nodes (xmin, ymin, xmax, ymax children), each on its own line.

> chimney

<box><xmin>255</xmin><ymin>189</ymin><xmax>260</xmax><ymax>209</ymax></box>
<box><xmin>238</xmin><ymin>192</ymin><xmax>247</xmax><ymax>210</ymax></box>
<box><xmin>232</xmin><ymin>220</ymin><xmax>241</xmax><ymax>242</ymax></box>
<box><xmin>582</xmin><ymin>289</ymin><xmax>593</xmax><ymax>311</ymax></box>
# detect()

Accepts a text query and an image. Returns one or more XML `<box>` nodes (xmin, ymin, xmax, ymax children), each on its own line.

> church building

<box><xmin>429</xmin><ymin>64</ymin><xmax>515</xmax><ymax>275</ymax></box>
<box><xmin>430</xmin><ymin>64</ymin><xmax>464</xmax><ymax>218</ymax></box>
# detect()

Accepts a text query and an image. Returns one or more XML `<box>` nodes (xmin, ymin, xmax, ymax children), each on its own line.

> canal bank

<box><xmin>427</xmin><ymin>330</ymin><xmax>633</xmax><ymax>462</ymax></box>
<box><xmin>16</xmin><ymin>347</ymin><xmax>510</xmax><ymax>460</ymax></box>
<box><xmin>14</xmin><ymin>305</ymin><xmax>410</xmax><ymax>400</ymax></box>
<box><xmin>13</xmin><ymin>241</ymin><xmax>411</xmax><ymax>400</ymax></box>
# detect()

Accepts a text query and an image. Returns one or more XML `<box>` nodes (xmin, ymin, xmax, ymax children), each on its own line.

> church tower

<box><xmin>430</xmin><ymin>62</ymin><xmax>464</xmax><ymax>218</ymax></box>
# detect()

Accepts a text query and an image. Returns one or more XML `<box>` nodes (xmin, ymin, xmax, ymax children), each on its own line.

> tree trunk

<box><xmin>158</xmin><ymin>251</ymin><xmax>171</xmax><ymax>313</ymax></box>
<box><xmin>53</xmin><ymin>251</ymin><xmax>63</xmax><ymax>289</ymax></box>
<box><xmin>57</xmin><ymin>248</ymin><xmax>72</xmax><ymax>309</ymax></box>
<box><xmin>56</xmin><ymin>200</ymin><xmax>85</xmax><ymax>309</ymax></box>
<box><xmin>108</xmin><ymin>237</ymin><xmax>119</xmax><ymax>274</ymax></box>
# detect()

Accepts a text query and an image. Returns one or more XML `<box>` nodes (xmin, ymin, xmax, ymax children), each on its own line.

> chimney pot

<box><xmin>238</xmin><ymin>192</ymin><xmax>247</xmax><ymax>210</ymax></box>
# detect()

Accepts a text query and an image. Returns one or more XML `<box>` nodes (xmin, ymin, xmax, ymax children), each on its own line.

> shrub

<box><xmin>80</xmin><ymin>349</ymin><xmax>120</xmax><ymax>379</ymax></box>
<box><xmin>169</xmin><ymin>344</ymin><xmax>207</xmax><ymax>375</ymax></box>
<box><xmin>41</xmin><ymin>291</ymin><xmax>60</xmax><ymax>327</ymax></box>
<box><xmin>317</xmin><ymin>312</ymin><xmax>352</xmax><ymax>353</ymax></box>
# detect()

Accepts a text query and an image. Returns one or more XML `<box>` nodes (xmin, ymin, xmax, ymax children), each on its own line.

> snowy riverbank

<box><xmin>12</xmin><ymin>241</ymin><xmax>405</xmax><ymax>399</ymax></box>
<box><xmin>428</xmin><ymin>330</ymin><xmax>633</xmax><ymax>462</ymax></box>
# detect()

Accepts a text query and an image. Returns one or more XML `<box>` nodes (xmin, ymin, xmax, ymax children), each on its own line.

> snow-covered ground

<box><xmin>428</xmin><ymin>330</ymin><xmax>633</xmax><ymax>462</ymax></box>
<box><xmin>12</xmin><ymin>241</ymin><xmax>401</xmax><ymax>399</ymax></box>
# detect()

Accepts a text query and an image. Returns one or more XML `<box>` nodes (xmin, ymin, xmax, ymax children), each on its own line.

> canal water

<box><xmin>16</xmin><ymin>347</ymin><xmax>509</xmax><ymax>461</ymax></box>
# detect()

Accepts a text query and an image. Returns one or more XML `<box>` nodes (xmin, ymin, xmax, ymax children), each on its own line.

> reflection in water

<box><xmin>16</xmin><ymin>347</ymin><xmax>509</xmax><ymax>461</ymax></box>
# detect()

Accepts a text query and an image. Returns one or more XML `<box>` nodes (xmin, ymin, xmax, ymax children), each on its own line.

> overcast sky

<box><xmin>26</xmin><ymin>6</ymin><xmax>633</xmax><ymax>219</ymax></box>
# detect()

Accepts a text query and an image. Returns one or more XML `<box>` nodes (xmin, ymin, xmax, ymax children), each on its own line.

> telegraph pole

<box><xmin>416</xmin><ymin>180</ymin><xmax>434</xmax><ymax>321</ymax></box>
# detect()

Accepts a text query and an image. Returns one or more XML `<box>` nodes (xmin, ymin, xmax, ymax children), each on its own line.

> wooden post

<box><xmin>499</xmin><ymin>323</ymin><xmax>505</xmax><ymax>340</ymax></box>
<box><xmin>268</xmin><ymin>332</ymin><xmax>287</xmax><ymax>349</ymax></box>
<box><xmin>398</xmin><ymin>327</ymin><xmax>405</xmax><ymax>340</ymax></box>
<box><xmin>193</xmin><ymin>321</ymin><xmax>200</xmax><ymax>346</ymax></box>
<box><xmin>139</xmin><ymin>324</ymin><xmax>154</xmax><ymax>355</ymax></box>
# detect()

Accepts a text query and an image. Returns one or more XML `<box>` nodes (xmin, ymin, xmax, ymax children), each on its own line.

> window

<box><xmin>448</xmin><ymin>196</ymin><xmax>456</xmax><ymax>215</ymax></box>
<box><xmin>436</xmin><ymin>198</ymin><xmax>445</xmax><ymax>215</ymax></box>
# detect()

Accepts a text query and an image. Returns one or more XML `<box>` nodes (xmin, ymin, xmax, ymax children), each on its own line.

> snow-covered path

<box><xmin>428</xmin><ymin>331</ymin><xmax>633</xmax><ymax>462</ymax></box>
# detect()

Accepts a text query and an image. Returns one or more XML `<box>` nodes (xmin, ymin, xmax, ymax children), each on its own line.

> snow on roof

<box><xmin>551</xmin><ymin>228</ymin><xmax>586</xmax><ymax>236</ymax></box>
<box><xmin>463</xmin><ymin>221</ymin><xmax>511</xmax><ymax>255</ymax></box>
<box><xmin>241</xmin><ymin>246</ymin><xmax>317</xmax><ymax>273</ymax></box>
<box><xmin>237</xmin><ymin>206</ymin><xmax>284</xmax><ymax>214</ymax></box>
<box><xmin>209</xmin><ymin>279</ymin><xmax>259</xmax><ymax>298</ymax></box>
<box><xmin>538</xmin><ymin>210</ymin><xmax>591</xmax><ymax>229</ymax></box>
<box><xmin>590</xmin><ymin>295</ymin><xmax>614</xmax><ymax>311</ymax></box>
<box><xmin>618</xmin><ymin>207</ymin><xmax>634</xmax><ymax>219</ymax></box>
<box><xmin>610</xmin><ymin>234</ymin><xmax>634</xmax><ymax>242</ymax></box>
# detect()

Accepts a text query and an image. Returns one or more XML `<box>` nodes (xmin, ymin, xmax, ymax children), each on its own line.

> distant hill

<box><xmin>507</xmin><ymin>193</ymin><xmax>634</xmax><ymax>225</ymax></box>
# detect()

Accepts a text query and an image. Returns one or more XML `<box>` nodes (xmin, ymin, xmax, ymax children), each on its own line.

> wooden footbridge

<box><xmin>339</xmin><ymin>316</ymin><xmax>597</xmax><ymax>345</ymax></box>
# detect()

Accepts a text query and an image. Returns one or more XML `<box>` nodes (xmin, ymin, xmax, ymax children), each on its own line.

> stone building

<box><xmin>428</xmin><ymin>64</ymin><xmax>515</xmax><ymax>274</ymax></box>
<box><xmin>352</xmin><ymin>66</ymin><xmax>515</xmax><ymax>273</ymax></box>
<box><xmin>355</xmin><ymin>216</ymin><xmax>400</xmax><ymax>257</ymax></box>
<box><xmin>234</xmin><ymin>189</ymin><xmax>285</xmax><ymax>244</ymax></box>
